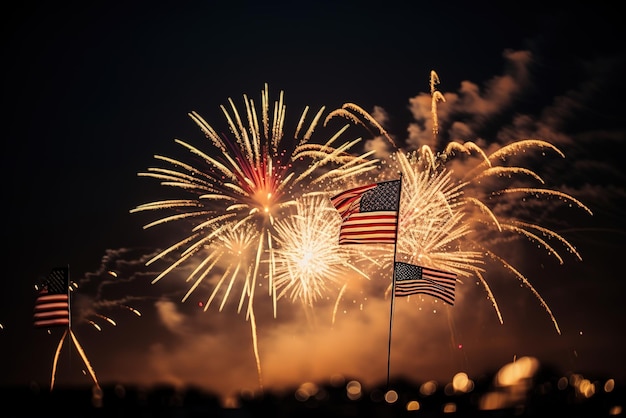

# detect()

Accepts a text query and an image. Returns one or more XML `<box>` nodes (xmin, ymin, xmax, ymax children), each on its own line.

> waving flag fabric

<box><xmin>394</xmin><ymin>261</ymin><xmax>456</xmax><ymax>305</ymax></box>
<box><xmin>34</xmin><ymin>267</ymin><xmax>70</xmax><ymax>328</ymax></box>
<box><xmin>330</xmin><ymin>179</ymin><xmax>401</xmax><ymax>244</ymax></box>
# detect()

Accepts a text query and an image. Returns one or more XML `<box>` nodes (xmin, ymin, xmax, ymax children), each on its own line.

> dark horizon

<box><xmin>2</xmin><ymin>360</ymin><xmax>623</xmax><ymax>417</ymax></box>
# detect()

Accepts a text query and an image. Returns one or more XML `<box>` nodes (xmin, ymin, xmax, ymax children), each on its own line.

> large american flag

<box><xmin>394</xmin><ymin>261</ymin><xmax>456</xmax><ymax>305</ymax></box>
<box><xmin>330</xmin><ymin>179</ymin><xmax>401</xmax><ymax>244</ymax></box>
<box><xmin>33</xmin><ymin>267</ymin><xmax>70</xmax><ymax>329</ymax></box>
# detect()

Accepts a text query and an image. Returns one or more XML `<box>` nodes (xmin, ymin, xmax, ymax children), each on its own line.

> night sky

<box><xmin>2</xmin><ymin>1</ymin><xmax>625</xmax><ymax>405</ymax></box>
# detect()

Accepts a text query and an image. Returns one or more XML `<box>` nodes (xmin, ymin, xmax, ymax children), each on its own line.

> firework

<box><xmin>325</xmin><ymin>72</ymin><xmax>592</xmax><ymax>334</ymax></box>
<box><xmin>131</xmin><ymin>84</ymin><xmax>379</xmax><ymax>387</ymax></box>
<box><xmin>272</xmin><ymin>192</ymin><xmax>380</xmax><ymax>324</ymax></box>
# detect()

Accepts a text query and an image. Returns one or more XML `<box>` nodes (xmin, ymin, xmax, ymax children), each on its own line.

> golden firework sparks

<box><xmin>325</xmin><ymin>71</ymin><xmax>593</xmax><ymax>334</ymax></box>
<box><xmin>131</xmin><ymin>84</ymin><xmax>379</xmax><ymax>388</ymax></box>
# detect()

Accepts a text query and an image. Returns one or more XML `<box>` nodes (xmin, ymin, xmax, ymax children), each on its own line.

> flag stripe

<box><xmin>33</xmin><ymin>318</ymin><xmax>70</xmax><ymax>328</ymax></box>
<box><xmin>34</xmin><ymin>302</ymin><xmax>70</xmax><ymax>312</ymax></box>
<box><xmin>396</xmin><ymin>279</ymin><xmax>456</xmax><ymax>293</ymax></box>
<box><xmin>34</xmin><ymin>294</ymin><xmax>69</xmax><ymax>305</ymax></box>
<box><xmin>331</xmin><ymin>180</ymin><xmax>401</xmax><ymax>245</ymax></box>
<box><xmin>395</xmin><ymin>283</ymin><xmax>456</xmax><ymax>304</ymax></box>
<box><xmin>330</xmin><ymin>184</ymin><xmax>377</xmax><ymax>213</ymax></box>
<box><xmin>339</xmin><ymin>212</ymin><xmax>399</xmax><ymax>224</ymax></box>
<box><xmin>34</xmin><ymin>310</ymin><xmax>70</xmax><ymax>319</ymax></box>
<box><xmin>394</xmin><ymin>261</ymin><xmax>456</xmax><ymax>305</ymax></box>
<box><xmin>340</xmin><ymin>237</ymin><xmax>397</xmax><ymax>244</ymax></box>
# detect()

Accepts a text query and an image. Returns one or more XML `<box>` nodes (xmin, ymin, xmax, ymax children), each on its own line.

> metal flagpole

<box><xmin>386</xmin><ymin>173</ymin><xmax>403</xmax><ymax>389</ymax></box>
<box><xmin>66</xmin><ymin>265</ymin><xmax>72</xmax><ymax>371</ymax></box>
<box><xmin>66</xmin><ymin>264</ymin><xmax>71</xmax><ymax>331</ymax></box>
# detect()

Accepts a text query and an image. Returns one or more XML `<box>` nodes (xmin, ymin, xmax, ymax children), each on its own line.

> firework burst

<box><xmin>131</xmin><ymin>84</ymin><xmax>379</xmax><ymax>387</ymax></box>
<box><xmin>272</xmin><ymin>192</ymin><xmax>380</xmax><ymax>324</ymax></box>
<box><xmin>325</xmin><ymin>72</ymin><xmax>593</xmax><ymax>334</ymax></box>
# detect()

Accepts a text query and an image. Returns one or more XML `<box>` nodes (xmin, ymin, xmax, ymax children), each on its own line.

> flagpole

<box><xmin>386</xmin><ymin>173</ymin><xmax>402</xmax><ymax>389</ymax></box>
<box><xmin>67</xmin><ymin>264</ymin><xmax>72</xmax><ymax>331</ymax></box>
<box><xmin>66</xmin><ymin>265</ymin><xmax>72</xmax><ymax>370</ymax></box>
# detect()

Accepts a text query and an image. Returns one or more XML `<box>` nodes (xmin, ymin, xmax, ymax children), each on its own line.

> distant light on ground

<box><xmin>384</xmin><ymin>389</ymin><xmax>398</xmax><ymax>404</ymax></box>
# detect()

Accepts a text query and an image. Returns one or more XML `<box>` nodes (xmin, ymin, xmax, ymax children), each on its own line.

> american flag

<box><xmin>330</xmin><ymin>179</ymin><xmax>401</xmax><ymax>244</ymax></box>
<box><xmin>394</xmin><ymin>261</ymin><xmax>456</xmax><ymax>305</ymax></box>
<box><xmin>33</xmin><ymin>267</ymin><xmax>70</xmax><ymax>329</ymax></box>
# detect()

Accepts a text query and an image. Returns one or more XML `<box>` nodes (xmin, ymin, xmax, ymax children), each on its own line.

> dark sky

<box><xmin>2</xmin><ymin>1</ymin><xmax>625</xmax><ymax>404</ymax></box>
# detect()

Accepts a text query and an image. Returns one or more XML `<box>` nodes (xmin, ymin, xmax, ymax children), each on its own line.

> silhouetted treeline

<box><xmin>1</xmin><ymin>367</ymin><xmax>623</xmax><ymax>417</ymax></box>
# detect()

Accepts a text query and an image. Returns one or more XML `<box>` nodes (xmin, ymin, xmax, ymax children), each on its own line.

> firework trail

<box><xmin>131</xmin><ymin>84</ymin><xmax>378</xmax><ymax>387</ymax></box>
<box><xmin>50</xmin><ymin>328</ymin><xmax>100</xmax><ymax>391</ymax></box>
<box><xmin>72</xmin><ymin>253</ymin><xmax>148</xmax><ymax>332</ymax></box>
<box><xmin>82</xmin><ymin>305</ymin><xmax>142</xmax><ymax>331</ymax></box>
<box><xmin>325</xmin><ymin>72</ymin><xmax>592</xmax><ymax>334</ymax></box>
<box><xmin>430</xmin><ymin>70</ymin><xmax>446</xmax><ymax>138</ymax></box>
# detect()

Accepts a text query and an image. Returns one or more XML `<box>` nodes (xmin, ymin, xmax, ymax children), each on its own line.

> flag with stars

<box><xmin>394</xmin><ymin>261</ymin><xmax>456</xmax><ymax>305</ymax></box>
<box><xmin>33</xmin><ymin>266</ymin><xmax>70</xmax><ymax>329</ymax></box>
<box><xmin>330</xmin><ymin>179</ymin><xmax>401</xmax><ymax>245</ymax></box>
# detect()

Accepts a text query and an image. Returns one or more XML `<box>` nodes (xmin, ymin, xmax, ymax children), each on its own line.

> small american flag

<box><xmin>34</xmin><ymin>267</ymin><xmax>70</xmax><ymax>329</ymax></box>
<box><xmin>394</xmin><ymin>261</ymin><xmax>456</xmax><ymax>305</ymax></box>
<box><xmin>330</xmin><ymin>179</ymin><xmax>401</xmax><ymax>244</ymax></box>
